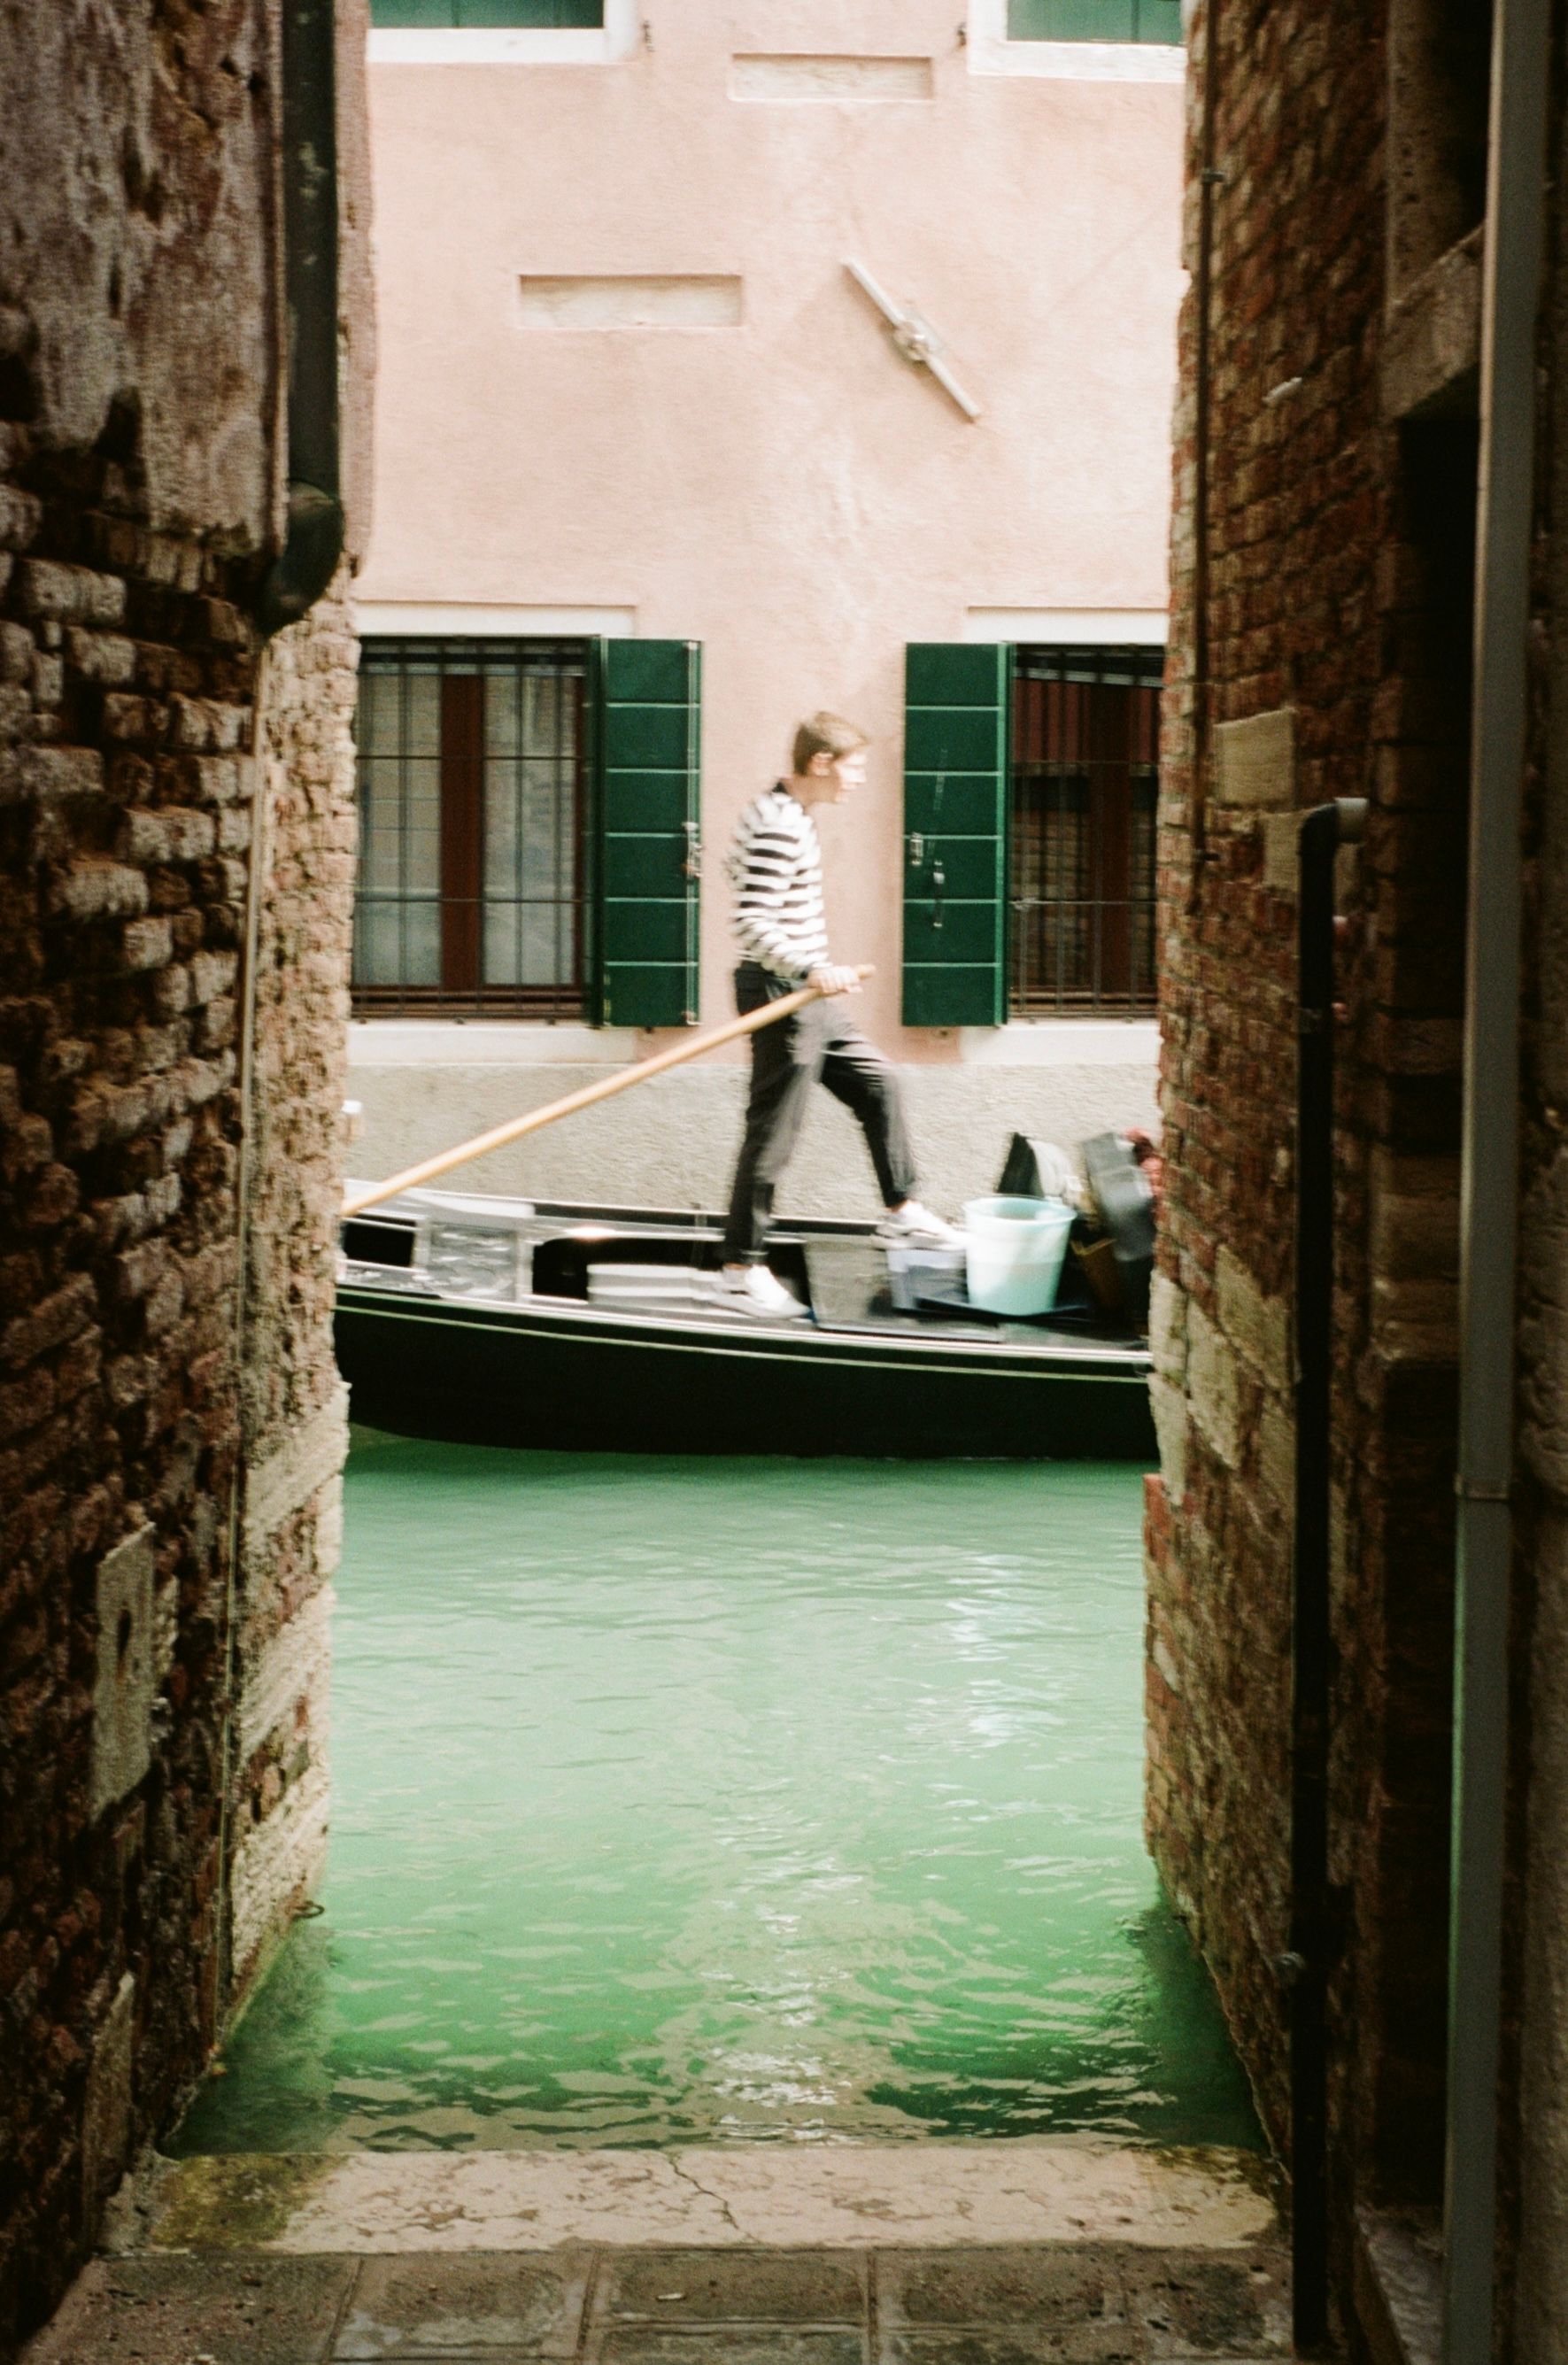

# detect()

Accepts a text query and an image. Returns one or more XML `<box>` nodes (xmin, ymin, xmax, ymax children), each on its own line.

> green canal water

<box><xmin>176</xmin><ymin>1433</ymin><xmax>1258</xmax><ymax>2156</ymax></box>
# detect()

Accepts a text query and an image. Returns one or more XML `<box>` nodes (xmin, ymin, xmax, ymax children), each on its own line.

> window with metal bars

<box><xmin>1006</xmin><ymin>0</ymin><xmax>1182</xmax><ymax>41</ymax></box>
<box><xmin>1008</xmin><ymin>645</ymin><xmax>1162</xmax><ymax>1016</ymax></box>
<box><xmin>368</xmin><ymin>2</ymin><xmax>603</xmax><ymax>24</ymax></box>
<box><xmin>353</xmin><ymin>639</ymin><xmax>587</xmax><ymax>1017</ymax></box>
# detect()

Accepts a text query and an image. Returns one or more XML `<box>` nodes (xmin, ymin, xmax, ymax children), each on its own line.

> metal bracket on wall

<box><xmin>844</xmin><ymin>261</ymin><xmax>983</xmax><ymax>422</ymax></box>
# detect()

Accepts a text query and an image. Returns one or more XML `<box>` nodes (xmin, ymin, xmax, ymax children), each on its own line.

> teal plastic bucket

<box><xmin>962</xmin><ymin>1194</ymin><xmax>1075</xmax><ymax>1317</ymax></box>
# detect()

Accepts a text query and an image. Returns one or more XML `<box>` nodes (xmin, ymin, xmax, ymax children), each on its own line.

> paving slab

<box><xmin>25</xmin><ymin>2144</ymin><xmax>1288</xmax><ymax>2365</ymax></box>
<box><xmin>599</xmin><ymin>2247</ymin><xmax>867</xmax><ymax>2324</ymax></box>
<box><xmin>588</xmin><ymin>2337</ymin><xmax>866</xmax><ymax>2365</ymax></box>
<box><xmin>878</xmin><ymin>2333</ymin><xmax>1141</xmax><ymax>2364</ymax></box>
<box><xmin>1122</xmin><ymin>2251</ymin><xmax>1290</xmax><ymax>2358</ymax></box>
<box><xmin>332</xmin><ymin>2253</ymin><xmax>591</xmax><ymax>2356</ymax></box>
<box><xmin>143</xmin><ymin>2145</ymin><xmax>1278</xmax><ymax>2256</ymax></box>
<box><xmin>23</xmin><ymin>2252</ymin><xmax>357</xmax><ymax>2365</ymax></box>
<box><xmin>878</xmin><ymin>2246</ymin><xmax>1128</xmax><ymax>2329</ymax></box>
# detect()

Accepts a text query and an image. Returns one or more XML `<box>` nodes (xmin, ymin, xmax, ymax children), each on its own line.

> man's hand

<box><xmin>807</xmin><ymin>965</ymin><xmax>862</xmax><ymax>998</ymax></box>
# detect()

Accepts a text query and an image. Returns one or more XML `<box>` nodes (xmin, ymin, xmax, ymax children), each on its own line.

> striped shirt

<box><xmin>726</xmin><ymin>784</ymin><xmax>830</xmax><ymax>979</ymax></box>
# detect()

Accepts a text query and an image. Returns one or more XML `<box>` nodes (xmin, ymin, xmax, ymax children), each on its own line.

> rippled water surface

<box><xmin>177</xmin><ymin>1433</ymin><xmax>1257</xmax><ymax>2154</ymax></box>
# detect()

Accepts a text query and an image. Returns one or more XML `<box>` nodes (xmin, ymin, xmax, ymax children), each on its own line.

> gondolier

<box><xmin>717</xmin><ymin>711</ymin><xmax>961</xmax><ymax>1319</ymax></box>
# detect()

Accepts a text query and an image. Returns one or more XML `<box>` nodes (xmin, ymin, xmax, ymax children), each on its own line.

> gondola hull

<box><xmin>335</xmin><ymin>1194</ymin><xmax>1156</xmax><ymax>1461</ymax></box>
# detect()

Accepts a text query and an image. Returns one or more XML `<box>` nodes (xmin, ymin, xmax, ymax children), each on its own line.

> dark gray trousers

<box><xmin>722</xmin><ymin>963</ymin><xmax>917</xmax><ymax>1263</ymax></box>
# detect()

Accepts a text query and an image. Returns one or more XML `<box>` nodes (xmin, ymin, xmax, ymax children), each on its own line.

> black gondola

<box><xmin>336</xmin><ymin>1182</ymin><xmax>1156</xmax><ymax>1461</ymax></box>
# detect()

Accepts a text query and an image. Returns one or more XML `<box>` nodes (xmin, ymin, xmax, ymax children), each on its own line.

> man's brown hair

<box><xmin>792</xmin><ymin>711</ymin><xmax>869</xmax><ymax>775</ymax></box>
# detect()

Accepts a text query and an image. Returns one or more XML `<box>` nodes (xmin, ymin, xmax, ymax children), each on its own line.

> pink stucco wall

<box><xmin>358</xmin><ymin>2</ymin><xmax>1184</xmax><ymax>1056</ymax></box>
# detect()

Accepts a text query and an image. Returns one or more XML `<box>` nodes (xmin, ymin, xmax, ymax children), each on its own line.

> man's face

<box><xmin>822</xmin><ymin>748</ymin><xmax>868</xmax><ymax>803</ymax></box>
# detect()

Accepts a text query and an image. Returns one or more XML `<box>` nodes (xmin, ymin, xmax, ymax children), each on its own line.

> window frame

<box><xmin>368</xmin><ymin>1</ymin><xmax>604</xmax><ymax>26</ymax></box>
<box><xmin>367</xmin><ymin>0</ymin><xmax>638</xmax><ymax>64</ymax></box>
<box><xmin>964</xmin><ymin>0</ymin><xmax>1186</xmax><ymax>80</ymax></box>
<box><xmin>1007</xmin><ymin>642</ymin><xmax>1163</xmax><ymax>1022</ymax></box>
<box><xmin>351</xmin><ymin>635</ymin><xmax>591</xmax><ymax>1023</ymax></box>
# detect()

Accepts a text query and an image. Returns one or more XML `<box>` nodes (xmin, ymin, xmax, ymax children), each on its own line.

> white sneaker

<box><xmin>877</xmin><ymin>1200</ymin><xmax>964</xmax><ymax>1250</ymax></box>
<box><xmin>713</xmin><ymin>1264</ymin><xmax>809</xmax><ymax>1320</ymax></box>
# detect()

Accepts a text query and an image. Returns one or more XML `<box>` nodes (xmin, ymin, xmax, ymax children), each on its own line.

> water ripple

<box><xmin>175</xmin><ymin>1438</ymin><xmax>1258</xmax><ymax>2156</ymax></box>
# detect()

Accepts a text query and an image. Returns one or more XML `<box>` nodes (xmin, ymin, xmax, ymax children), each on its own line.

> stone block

<box><xmin>1262</xmin><ymin>811</ymin><xmax>1301</xmax><ymax>894</ymax></box>
<box><xmin>1186</xmin><ymin>1303</ymin><xmax>1241</xmax><ymax>1469</ymax></box>
<box><xmin>189</xmin><ymin>946</ymin><xmax>239</xmax><ymax>1004</ymax></box>
<box><xmin>605</xmin><ymin>2252</ymin><xmax>865</xmax><ymax>2327</ymax></box>
<box><xmin>80</xmin><ymin>1972</ymin><xmax>135</xmax><ymax>2212</ymax></box>
<box><xmin>596</xmin><ymin>2337</ymin><xmax>861</xmax><ymax>2364</ymax></box>
<box><xmin>228</xmin><ymin>1758</ymin><xmax>329</xmax><ymax>1986</ymax></box>
<box><xmin>64</xmin><ymin>627</ymin><xmax>136</xmax><ymax>684</ymax></box>
<box><xmin>1149</xmin><ymin>1375</ymin><xmax>1189</xmax><ymax>1503</ymax></box>
<box><xmin>1148</xmin><ymin>1272</ymin><xmax>1189</xmax><ymax>1383</ymax></box>
<box><xmin>119</xmin><ymin>915</ymin><xmax>174</xmax><ymax>971</ymax></box>
<box><xmin>16</xmin><ymin>558</ymin><xmax>127</xmax><ymax>625</ymax></box>
<box><xmin>238</xmin><ymin>1586</ymin><xmax>333</xmax><ymax>1759</ymax></box>
<box><xmin>1258</xmin><ymin>1401</ymin><xmax>1295</xmax><ymax>1515</ymax></box>
<box><xmin>337</xmin><ymin>2252</ymin><xmax>590</xmax><ymax>2357</ymax></box>
<box><xmin>1370</xmin><ymin>1276</ymin><xmax>1459</xmax><ymax>1363</ymax></box>
<box><xmin>881</xmin><ymin>2245</ymin><xmax>1123</xmax><ymax>2329</ymax></box>
<box><xmin>119</xmin><ymin>806</ymin><xmax>218</xmax><ymax>865</ymax></box>
<box><xmin>89</xmin><ymin>1525</ymin><xmax>157</xmax><ymax>1820</ymax></box>
<box><xmin>18</xmin><ymin>745</ymin><xmax>104</xmax><ymax>802</ymax></box>
<box><xmin>1151</xmin><ymin>1630</ymin><xmax>1182</xmax><ymax>1698</ymax></box>
<box><xmin>1124</xmin><ymin>2245</ymin><xmax>1288</xmax><ymax>2356</ymax></box>
<box><xmin>0</xmin><ymin>483</ymin><xmax>42</xmax><ymax>550</ymax></box>
<box><xmin>1</xmin><ymin>1270</ymin><xmax>97</xmax><ymax>1366</ymax></box>
<box><xmin>49</xmin><ymin>856</ymin><xmax>149</xmax><ymax>922</ymax></box>
<box><xmin>24</xmin><ymin>2254</ymin><xmax>356</xmax><ymax>2365</ymax></box>
<box><xmin>243</xmin><ymin>1382</ymin><xmax>350</xmax><ymax>1552</ymax></box>
<box><xmin>1381</xmin><ymin>227</ymin><xmax>1483</xmax><ymax>422</ymax></box>
<box><xmin>1213</xmin><ymin>708</ymin><xmax>1295</xmax><ymax>810</ymax></box>
<box><xmin>1216</xmin><ymin>1248</ymin><xmax>1292</xmax><ymax>1389</ymax></box>
<box><xmin>1369</xmin><ymin>1176</ymin><xmax>1458</xmax><ymax>1284</ymax></box>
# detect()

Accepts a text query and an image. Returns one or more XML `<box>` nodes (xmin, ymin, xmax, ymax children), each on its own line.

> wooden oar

<box><xmin>341</xmin><ymin>967</ymin><xmax>875</xmax><ymax>1218</ymax></box>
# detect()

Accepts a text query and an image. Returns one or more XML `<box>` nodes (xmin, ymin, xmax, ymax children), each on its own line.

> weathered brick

<box><xmin>119</xmin><ymin>807</ymin><xmax>217</xmax><ymax>866</ymax></box>
<box><xmin>12</xmin><ymin>746</ymin><xmax>105</xmax><ymax>803</ymax></box>
<box><xmin>118</xmin><ymin>916</ymin><xmax>174</xmax><ymax>972</ymax></box>
<box><xmin>188</xmin><ymin>948</ymin><xmax>238</xmax><ymax>1005</ymax></box>
<box><xmin>0</xmin><ymin>1272</ymin><xmax>97</xmax><ymax>1369</ymax></box>
<box><xmin>63</xmin><ymin>629</ymin><xmax>137</xmax><ymax>685</ymax></box>
<box><xmin>16</xmin><ymin>559</ymin><xmax>127</xmax><ymax>625</ymax></box>
<box><xmin>48</xmin><ymin>860</ymin><xmax>149</xmax><ymax>923</ymax></box>
<box><xmin>0</xmin><ymin>483</ymin><xmax>42</xmax><ymax>550</ymax></box>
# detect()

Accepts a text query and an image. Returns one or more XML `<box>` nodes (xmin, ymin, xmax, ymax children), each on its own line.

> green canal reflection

<box><xmin>176</xmin><ymin>1434</ymin><xmax>1260</xmax><ymax>2154</ymax></box>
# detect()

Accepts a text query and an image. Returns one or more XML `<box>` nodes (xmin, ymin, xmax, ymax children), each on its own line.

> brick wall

<box><xmin>226</xmin><ymin>581</ymin><xmax>359</xmax><ymax>1998</ymax></box>
<box><xmin>1147</xmin><ymin>0</ymin><xmax>1475</xmax><ymax>2302</ymax></box>
<box><xmin>0</xmin><ymin>4</ymin><xmax>368</xmax><ymax>2345</ymax></box>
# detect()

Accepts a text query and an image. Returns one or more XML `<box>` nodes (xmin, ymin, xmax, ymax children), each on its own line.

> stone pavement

<box><xmin>24</xmin><ymin>2144</ymin><xmax>1291</xmax><ymax>2365</ymax></box>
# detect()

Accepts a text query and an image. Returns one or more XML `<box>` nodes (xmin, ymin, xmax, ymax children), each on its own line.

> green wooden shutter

<box><xmin>592</xmin><ymin>639</ymin><xmax>701</xmax><ymax>1028</ymax></box>
<box><xmin>901</xmin><ymin>643</ymin><xmax>1009</xmax><ymax>1027</ymax></box>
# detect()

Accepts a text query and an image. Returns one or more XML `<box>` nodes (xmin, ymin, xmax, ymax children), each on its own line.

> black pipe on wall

<box><xmin>1286</xmin><ymin>795</ymin><xmax>1365</xmax><ymax>2354</ymax></box>
<box><xmin>257</xmin><ymin>0</ymin><xmax>344</xmax><ymax>638</ymax></box>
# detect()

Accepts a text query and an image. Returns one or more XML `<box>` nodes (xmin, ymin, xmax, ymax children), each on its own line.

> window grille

<box><xmin>353</xmin><ymin>638</ymin><xmax>587</xmax><ymax>1018</ymax></box>
<box><xmin>1008</xmin><ymin>645</ymin><xmax>1162</xmax><ymax>1016</ymax></box>
<box><xmin>368</xmin><ymin>2</ymin><xmax>603</xmax><ymax>27</ymax></box>
<box><xmin>1006</xmin><ymin>0</ymin><xmax>1182</xmax><ymax>42</ymax></box>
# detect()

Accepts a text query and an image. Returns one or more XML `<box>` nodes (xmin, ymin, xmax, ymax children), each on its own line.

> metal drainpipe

<box><xmin>1443</xmin><ymin>0</ymin><xmax>1550</xmax><ymax>2355</ymax></box>
<box><xmin>1288</xmin><ymin>795</ymin><xmax>1365</xmax><ymax>2357</ymax></box>
<box><xmin>256</xmin><ymin>0</ymin><xmax>344</xmax><ymax>638</ymax></box>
